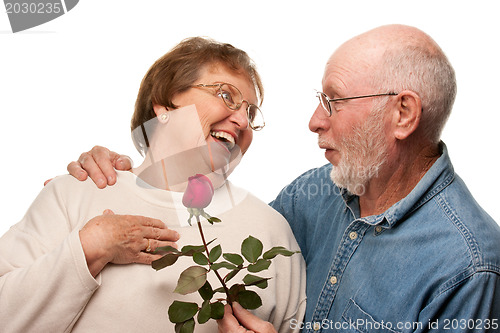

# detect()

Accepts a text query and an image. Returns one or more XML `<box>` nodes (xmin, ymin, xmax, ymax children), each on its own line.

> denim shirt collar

<box><xmin>342</xmin><ymin>142</ymin><xmax>455</xmax><ymax>229</ymax></box>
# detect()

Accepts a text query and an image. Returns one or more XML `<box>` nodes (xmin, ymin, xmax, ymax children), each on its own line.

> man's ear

<box><xmin>392</xmin><ymin>90</ymin><xmax>422</xmax><ymax>140</ymax></box>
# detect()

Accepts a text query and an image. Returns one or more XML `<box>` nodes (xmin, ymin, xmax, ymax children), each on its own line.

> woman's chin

<box><xmin>204</xmin><ymin>140</ymin><xmax>242</xmax><ymax>176</ymax></box>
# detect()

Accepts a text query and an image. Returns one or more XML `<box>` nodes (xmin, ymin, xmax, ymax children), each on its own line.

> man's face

<box><xmin>309</xmin><ymin>49</ymin><xmax>390</xmax><ymax>194</ymax></box>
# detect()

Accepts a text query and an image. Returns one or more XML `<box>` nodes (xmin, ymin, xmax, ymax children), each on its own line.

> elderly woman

<box><xmin>0</xmin><ymin>37</ymin><xmax>306</xmax><ymax>332</ymax></box>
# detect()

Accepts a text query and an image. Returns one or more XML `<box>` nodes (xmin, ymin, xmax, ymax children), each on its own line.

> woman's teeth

<box><xmin>210</xmin><ymin>131</ymin><xmax>235</xmax><ymax>150</ymax></box>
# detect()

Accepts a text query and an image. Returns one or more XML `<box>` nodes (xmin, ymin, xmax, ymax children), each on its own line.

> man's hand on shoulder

<box><xmin>44</xmin><ymin>146</ymin><xmax>132</xmax><ymax>188</ymax></box>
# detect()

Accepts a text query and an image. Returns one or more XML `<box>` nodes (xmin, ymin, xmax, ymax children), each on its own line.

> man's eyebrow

<box><xmin>323</xmin><ymin>87</ymin><xmax>339</xmax><ymax>98</ymax></box>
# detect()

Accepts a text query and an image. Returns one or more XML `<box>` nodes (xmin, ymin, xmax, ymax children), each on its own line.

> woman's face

<box><xmin>167</xmin><ymin>64</ymin><xmax>257</xmax><ymax>155</ymax></box>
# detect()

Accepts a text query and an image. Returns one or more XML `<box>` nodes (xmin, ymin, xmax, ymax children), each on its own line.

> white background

<box><xmin>1</xmin><ymin>0</ymin><xmax>499</xmax><ymax>237</ymax></box>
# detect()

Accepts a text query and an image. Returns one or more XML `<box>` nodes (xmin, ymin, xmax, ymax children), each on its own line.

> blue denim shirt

<box><xmin>271</xmin><ymin>143</ymin><xmax>500</xmax><ymax>332</ymax></box>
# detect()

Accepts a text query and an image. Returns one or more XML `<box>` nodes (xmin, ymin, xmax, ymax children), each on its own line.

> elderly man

<box><xmin>69</xmin><ymin>25</ymin><xmax>499</xmax><ymax>332</ymax></box>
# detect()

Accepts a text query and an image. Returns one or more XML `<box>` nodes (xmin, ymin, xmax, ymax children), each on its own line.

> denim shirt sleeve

<box><xmin>418</xmin><ymin>271</ymin><xmax>500</xmax><ymax>332</ymax></box>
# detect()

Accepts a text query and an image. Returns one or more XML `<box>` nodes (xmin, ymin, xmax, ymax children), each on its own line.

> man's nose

<box><xmin>309</xmin><ymin>103</ymin><xmax>330</xmax><ymax>133</ymax></box>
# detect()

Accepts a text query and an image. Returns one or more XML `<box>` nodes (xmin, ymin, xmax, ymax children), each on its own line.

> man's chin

<box><xmin>325</xmin><ymin>149</ymin><xmax>341</xmax><ymax>166</ymax></box>
<box><xmin>329</xmin><ymin>169</ymin><xmax>368</xmax><ymax>196</ymax></box>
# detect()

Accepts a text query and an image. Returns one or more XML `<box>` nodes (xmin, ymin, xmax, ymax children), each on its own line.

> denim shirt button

<box><xmin>375</xmin><ymin>226</ymin><xmax>383</xmax><ymax>233</ymax></box>
<box><xmin>349</xmin><ymin>231</ymin><xmax>358</xmax><ymax>240</ymax></box>
<box><xmin>330</xmin><ymin>275</ymin><xmax>338</xmax><ymax>285</ymax></box>
<box><xmin>313</xmin><ymin>322</ymin><xmax>321</xmax><ymax>331</ymax></box>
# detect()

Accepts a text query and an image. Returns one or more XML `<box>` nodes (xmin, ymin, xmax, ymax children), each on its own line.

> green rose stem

<box><xmin>194</xmin><ymin>213</ymin><xmax>232</xmax><ymax>305</ymax></box>
<box><xmin>155</xmin><ymin>174</ymin><xmax>298</xmax><ymax>332</ymax></box>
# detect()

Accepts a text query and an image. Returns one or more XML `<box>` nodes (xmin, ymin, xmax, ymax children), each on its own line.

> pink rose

<box><xmin>182</xmin><ymin>174</ymin><xmax>214</xmax><ymax>209</ymax></box>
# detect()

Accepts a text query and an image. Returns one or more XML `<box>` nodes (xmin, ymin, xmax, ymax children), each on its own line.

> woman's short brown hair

<box><xmin>131</xmin><ymin>37</ymin><xmax>264</xmax><ymax>155</ymax></box>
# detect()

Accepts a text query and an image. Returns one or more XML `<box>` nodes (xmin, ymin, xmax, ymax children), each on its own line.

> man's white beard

<box><xmin>329</xmin><ymin>110</ymin><xmax>388</xmax><ymax>196</ymax></box>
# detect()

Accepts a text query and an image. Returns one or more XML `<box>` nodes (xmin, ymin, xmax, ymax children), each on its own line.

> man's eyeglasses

<box><xmin>316</xmin><ymin>90</ymin><xmax>398</xmax><ymax>117</ymax></box>
<box><xmin>192</xmin><ymin>83</ymin><xmax>265</xmax><ymax>131</ymax></box>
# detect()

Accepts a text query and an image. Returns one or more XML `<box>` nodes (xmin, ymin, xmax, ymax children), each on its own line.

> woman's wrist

<box><xmin>79</xmin><ymin>229</ymin><xmax>110</xmax><ymax>277</ymax></box>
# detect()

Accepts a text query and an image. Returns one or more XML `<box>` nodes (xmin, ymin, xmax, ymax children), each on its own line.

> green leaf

<box><xmin>198</xmin><ymin>281</ymin><xmax>214</xmax><ymax>301</ymax></box>
<box><xmin>193</xmin><ymin>252</ymin><xmax>209</xmax><ymax>265</ymax></box>
<box><xmin>211</xmin><ymin>261</ymin><xmax>237</xmax><ymax>271</ymax></box>
<box><xmin>174</xmin><ymin>266</ymin><xmax>208</xmax><ymax>295</ymax></box>
<box><xmin>180</xmin><ymin>239</ymin><xmax>216</xmax><ymax>256</ymax></box>
<box><xmin>263</xmin><ymin>246</ymin><xmax>299</xmax><ymax>259</ymax></box>
<box><xmin>208</xmin><ymin>216</ymin><xmax>221</xmax><ymax>223</ymax></box>
<box><xmin>223</xmin><ymin>253</ymin><xmax>244</xmax><ymax>265</ymax></box>
<box><xmin>168</xmin><ymin>301</ymin><xmax>199</xmax><ymax>323</ymax></box>
<box><xmin>237</xmin><ymin>290</ymin><xmax>263</xmax><ymax>310</ymax></box>
<box><xmin>241</xmin><ymin>236</ymin><xmax>263</xmax><ymax>263</ymax></box>
<box><xmin>181</xmin><ymin>245</ymin><xmax>205</xmax><ymax>256</ymax></box>
<box><xmin>228</xmin><ymin>284</ymin><xmax>246</xmax><ymax>303</ymax></box>
<box><xmin>175</xmin><ymin>318</ymin><xmax>195</xmax><ymax>333</ymax></box>
<box><xmin>224</xmin><ymin>267</ymin><xmax>242</xmax><ymax>283</ymax></box>
<box><xmin>154</xmin><ymin>245</ymin><xmax>180</xmax><ymax>254</ymax></box>
<box><xmin>247</xmin><ymin>259</ymin><xmax>271</xmax><ymax>273</ymax></box>
<box><xmin>152</xmin><ymin>253</ymin><xmax>180</xmax><ymax>270</ymax></box>
<box><xmin>197</xmin><ymin>300</ymin><xmax>211</xmax><ymax>324</ymax></box>
<box><xmin>210</xmin><ymin>301</ymin><xmax>225</xmax><ymax>319</ymax></box>
<box><xmin>213</xmin><ymin>287</ymin><xmax>226</xmax><ymax>294</ymax></box>
<box><xmin>243</xmin><ymin>274</ymin><xmax>270</xmax><ymax>289</ymax></box>
<box><xmin>209</xmin><ymin>245</ymin><xmax>222</xmax><ymax>262</ymax></box>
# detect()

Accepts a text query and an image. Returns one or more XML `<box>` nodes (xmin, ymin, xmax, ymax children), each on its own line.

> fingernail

<box><xmin>117</xmin><ymin>158</ymin><xmax>129</xmax><ymax>168</ymax></box>
<box><xmin>97</xmin><ymin>178</ymin><xmax>105</xmax><ymax>187</ymax></box>
<box><xmin>119</xmin><ymin>157</ymin><xmax>133</xmax><ymax>168</ymax></box>
<box><xmin>108</xmin><ymin>176</ymin><xmax>114</xmax><ymax>184</ymax></box>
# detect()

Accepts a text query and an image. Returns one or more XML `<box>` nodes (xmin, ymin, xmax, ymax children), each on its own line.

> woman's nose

<box><xmin>229</xmin><ymin>104</ymin><xmax>250</xmax><ymax>130</ymax></box>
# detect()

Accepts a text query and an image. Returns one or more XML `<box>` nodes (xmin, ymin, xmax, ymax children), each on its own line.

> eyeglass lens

<box><xmin>219</xmin><ymin>83</ymin><xmax>265</xmax><ymax>130</ymax></box>
<box><xmin>317</xmin><ymin>91</ymin><xmax>332</xmax><ymax>116</ymax></box>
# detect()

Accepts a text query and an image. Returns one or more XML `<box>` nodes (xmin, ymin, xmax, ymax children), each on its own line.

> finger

<box><xmin>78</xmin><ymin>152</ymin><xmax>107</xmax><ymax>188</ymax></box>
<box><xmin>232</xmin><ymin>302</ymin><xmax>276</xmax><ymax>333</ymax></box>
<box><xmin>135</xmin><ymin>216</ymin><xmax>167</xmax><ymax>230</ymax></box>
<box><xmin>43</xmin><ymin>178</ymin><xmax>53</xmax><ymax>186</ymax></box>
<box><xmin>143</xmin><ymin>238</ymin><xmax>153</xmax><ymax>252</ymax></box>
<box><xmin>102</xmin><ymin>209</ymin><xmax>115</xmax><ymax>215</ymax></box>
<box><xmin>141</xmin><ymin>238</ymin><xmax>155</xmax><ymax>253</ymax></box>
<box><xmin>217</xmin><ymin>304</ymin><xmax>243</xmax><ymax>332</ymax></box>
<box><xmin>113</xmin><ymin>153</ymin><xmax>133</xmax><ymax>171</ymax></box>
<box><xmin>147</xmin><ymin>240</ymin><xmax>179</xmax><ymax>253</ymax></box>
<box><xmin>67</xmin><ymin>161</ymin><xmax>89</xmax><ymax>181</ymax></box>
<box><xmin>129</xmin><ymin>215</ymin><xmax>180</xmax><ymax>241</ymax></box>
<box><xmin>91</xmin><ymin>146</ymin><xmax>120</xmax><ymax>186</ymax></box>
<box><xmin>144</xmin><ymin>227</ymin><xmax>180</xmax><ymax>242</ymax></box>
<box><xmin>134</xmin><ymin>251</ymin><xmax>170</xmax><ymax>265</ymax></box>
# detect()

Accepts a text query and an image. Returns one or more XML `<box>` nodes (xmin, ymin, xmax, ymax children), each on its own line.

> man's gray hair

<box><xmin>373</xmin><ymin>45</ymin><xmax>457</xmax><ymax>144</ymax></box>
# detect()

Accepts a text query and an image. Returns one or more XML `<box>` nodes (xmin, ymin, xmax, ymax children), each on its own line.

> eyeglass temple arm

<box><xmin>329</xmin><ymin>92</ymin><xmax>398</xmax><ymax>102</ymax></box>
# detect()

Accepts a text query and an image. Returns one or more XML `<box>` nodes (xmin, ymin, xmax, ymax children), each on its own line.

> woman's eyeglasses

<box><xmin>193</xmin><ymin>83</ymin><xmax>265</xmax><ymax>131</ymax></box>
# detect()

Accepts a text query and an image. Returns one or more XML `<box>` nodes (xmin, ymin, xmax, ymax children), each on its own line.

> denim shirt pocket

<box><xmin>341</xmin><ymin>298</ymin><xmax>402</xmax><ymax>333</ymax></box>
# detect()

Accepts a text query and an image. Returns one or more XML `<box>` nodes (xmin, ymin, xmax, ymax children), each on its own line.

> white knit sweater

<box><xmin>0</xmin><ymin>171</ymin><xmax>306</xmax><ymax>332</ymax></box>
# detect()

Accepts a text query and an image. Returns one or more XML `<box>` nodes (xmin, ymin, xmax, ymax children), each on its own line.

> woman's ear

<box><xmin>392</xmin><ymin>90</ymin><xmax>422</xmax><ymax>140</ymax></box>
<box><xmin>153</xmin><ymin>103</ymin><xmax>168</xmax><ymax>116</ymax></box>
<box><xmin>153</xmin><ymin>104</ymin><xmax>170</xmax><ymax>123</ymax></box>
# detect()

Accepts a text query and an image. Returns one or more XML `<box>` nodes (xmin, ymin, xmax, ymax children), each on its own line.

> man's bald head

<box><xmin>327</xmin><ymin>24</ymin><xmax>456</xmax><ymax>144</ymax></box>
